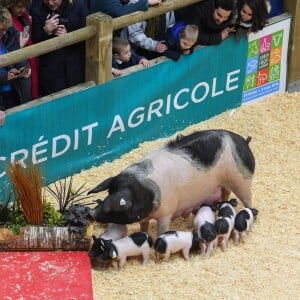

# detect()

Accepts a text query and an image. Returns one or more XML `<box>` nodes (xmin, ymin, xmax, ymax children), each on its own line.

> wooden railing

<box><xmin>0</xmin><ymin>0</ymin><xmax>202</xmax><ymax>86</ymax></box>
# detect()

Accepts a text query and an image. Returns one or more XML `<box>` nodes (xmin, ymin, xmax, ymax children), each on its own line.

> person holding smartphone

<box><xmin>30</xmin><ymin>0</ymin><xmax>89</xmax><ymax>97</ymax></box>
<box><xmin>3</xmin><ymin>0</ymin><xmax>39</xmax><ymax>99</ymax></box>
<box><xmin>0</xmin><ymin>7</ymin><xmax>31</xmax><ymax>110</ymax></box>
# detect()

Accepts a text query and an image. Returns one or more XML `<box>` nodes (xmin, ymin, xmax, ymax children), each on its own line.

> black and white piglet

<box><xmin>214</xmin><ymin>199</ymin><xmax>238</xmax><ymax>251</ymax></box>
<box><xmin>154</xmin><ymin>231</ymin><xmax>202</xmax><ymax>262</ymax></box>
<box><xmin>193</xmin><ymin>205</ymin><xmax>217</xmax><ymax>257</ymax></box>
<box><xmin>88</xmin><ymin>232</ymin><xmax>153</xmax><ymax>269</ymax></box>
<box><xmin>233</xmin><ymin>207</ymin><xmax>258</xmax><ymax>245</ymax></box>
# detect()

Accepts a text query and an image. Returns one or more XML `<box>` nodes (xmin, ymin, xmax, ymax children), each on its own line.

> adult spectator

<box><xmin>175</xmin><ymin>0</ymin><xmax>236</xmax><ymax>45</ymax></box>
<box><xmin>124</xmin><ymin>4</ymin><xmax>175</xmax><ymax>59</ymax></box>
<box><xmin>0</xmin><ymin>6</ymin><xmax>31</xmax><ymax>110</ymax></box>
<box><xmin>30</xmin><ymin>0</ymin><xmax>89</xmax><ymax>96</ymax></box>
<box><xmin>3</xmin><ymin>0</ymin><xmax>39</xmax><ymax>99</ymax></box>
<box><xmin>234</xmin><ymin>0</ymin><xmax>269</xmax><ymax>40</ymax></box>
<box><xmin>89</xmin><ymin>0</ymin><xmax>162</xmax><ymax>17</ymax></box>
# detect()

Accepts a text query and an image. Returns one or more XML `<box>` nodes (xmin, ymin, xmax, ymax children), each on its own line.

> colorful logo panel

<box><xmin>243</xmin><ymin>29</ymin><xmax>284</xmax><ymax>102</ymax></box>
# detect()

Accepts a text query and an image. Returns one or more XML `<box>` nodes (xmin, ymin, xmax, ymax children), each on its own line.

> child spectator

<box><xmin>112</xmin><ymin>37</ymin><xmax>150</xmax><ymax>77</ymax></box>
<box><xmin>162</xmin><ymin>22</ymin><xmax>199</xmax><ymax>61</ymax></box>
<box><xmin>30</xmin><ymin>0</ymin><xmax>89</xmax><ymax>97</ymax></box>
<box><xmin>89</xmin><ymin>0</ymin><xmax>162</xmax><ymax>16</ymax></box>
<box><xmin>0</xmin><ymin>6</ymin><xmax>31</xmax><ymax>110</ymax></box>
<box><xmin>234</xmin><ymin>0</ymin><xmax>269</xmax><ymax>40</ymax></box>
<box><xmin>4</xmin><ymin>0</ymin><xmax>39</xmax><ymax>99</ymax></box>
<box><xmin>175</xmin><ymin>0</ymin><xmax>236</xmax><ymax>45</ymax></box>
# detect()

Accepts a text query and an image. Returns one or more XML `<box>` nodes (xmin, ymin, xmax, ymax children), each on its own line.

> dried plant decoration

<box><xmin>8</xmin><ymin>163</ymin><xmax>44</xmax><ymax>225</ymax></box>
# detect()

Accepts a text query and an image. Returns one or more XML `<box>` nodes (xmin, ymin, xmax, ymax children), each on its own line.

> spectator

<box><xmin>89</xmin><ymin>0</ymin><xmax>162</xmax><ymax>17</ymax></box>
<box><xmin>0</xmin><ymin>6</ymin><xmax>31</xmax><ymax>110</ymax></box>
<box><xmin>175</xmin><ymin>0</ymin><xmax>236</xmax><ymax>45</ymax></box>
<box><xmin>234</xmin><ymin>0</ymin><xmax>269</xmax><ymax>40</ymax></box>
<box><xmin>4</xmin><ymin>0</ymin><xmax>39</xmax><ymax>99</ymax></box>
<box><xmin>124</xmin><ymin>0</ymin><xmax>175</xmax><ymax>59</ymax></box>
<box><xmin>30</xmin><ymin>0</ymin><xmax>89</xmax><ymax>97</ymax></box>
<box><xmin>161</xmin><ymin>22</ymin><xmax>199</xmax><ymax>61</ymax></box>
<box><xmin>112</xmin><ymin>36</ymin><xmax>150</xmax><ymax>77</ymax></box>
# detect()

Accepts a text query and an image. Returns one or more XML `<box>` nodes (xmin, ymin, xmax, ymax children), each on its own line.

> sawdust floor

<box><xmin>72</xmin><ymin>92</ymin><xmax>300</xmax><ymax>299</ymax></box>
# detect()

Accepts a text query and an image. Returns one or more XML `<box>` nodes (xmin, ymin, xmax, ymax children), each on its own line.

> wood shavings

<box><xmin>69</xmin><ymin>92</ymin><xmax>300</xmax><ymax>299</ymax></box>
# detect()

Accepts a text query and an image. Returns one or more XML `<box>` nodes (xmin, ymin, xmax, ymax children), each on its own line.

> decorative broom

<box><xmin>8</xmin><ymin>163</ymin><xmax>44</xmax><ymax>225</ymax></box>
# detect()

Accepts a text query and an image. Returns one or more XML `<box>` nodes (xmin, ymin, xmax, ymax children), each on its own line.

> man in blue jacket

<box><xmin>89</xmin><ymin>0</ymin><xmax>162</xmax><ymax>17</ymax></box>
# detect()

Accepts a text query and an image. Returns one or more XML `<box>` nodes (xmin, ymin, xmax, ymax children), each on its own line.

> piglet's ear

<box><xmin>111</xmin><ymin>250</ymin><xmax>117</xmax><ymax>259</ymax></box>
<box><xmin>88</xmin><ymin>176</ymin><xmax>114</xmax><ymax>194</ymax></box>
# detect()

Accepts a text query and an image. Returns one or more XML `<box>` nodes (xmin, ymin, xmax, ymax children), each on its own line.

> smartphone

<box><xmin>23</xmin><ymin>26</ymin><xmax>30</xmax><ymax>38</ymax></box>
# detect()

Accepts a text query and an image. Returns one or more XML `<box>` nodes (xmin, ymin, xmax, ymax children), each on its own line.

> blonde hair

<box><xmin>0</xmin><ymin>6</ymin><xmax>13</xmax><ymax>28</ymax></box>
<box><xmin>180</xmin><ymin>24</ymin><xmax>199</xmax><ymax>41</ymax></box>
<box><xmin>0</xmin><ymin>0</ymin><xmax>31</xmax><ymax>8</ymax></box>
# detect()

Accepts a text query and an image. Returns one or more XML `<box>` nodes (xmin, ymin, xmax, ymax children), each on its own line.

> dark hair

<box><xmin>214</xmin><ymin>0</ymin><xmax>235</xmax><ymax>11</ymax></box>
<box><xmin>237</xmin><ymin>0</ymin><xmax>269</xmax><ymax>32</ymax></box>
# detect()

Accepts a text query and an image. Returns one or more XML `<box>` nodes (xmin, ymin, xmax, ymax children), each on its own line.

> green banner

<box><xmin>0</xmin><ymin>37</ymin><xmax>247</xmax><ymax>196</ymax></box>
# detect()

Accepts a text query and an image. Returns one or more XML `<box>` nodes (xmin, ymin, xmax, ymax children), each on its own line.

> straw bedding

<box><xmin>71</xmin><ymin>92</ymin><xmax>300</xmax><ymax>299</ymax></box>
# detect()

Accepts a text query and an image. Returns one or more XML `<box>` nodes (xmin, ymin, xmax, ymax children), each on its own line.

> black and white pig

<box><xmin>233</xmin><ymin>207</ymin><xmax>258</xmax><ymax>245</ymax></box>
<box><xmin>154</xmin><ymin>230</ymin><xmax>202</xmax><ymax>261</ymax></box>
<box><xmin>88</xmin><ymin>129</ymin><xmax>255</xmax><ymax>235</ymax></box>
<box><xmin>214</xmin><ymin>199</ymin><xmax>238</xmax><ymax>251</ymax></box>
<box><xmin>193</xmin><ymin>204</ymin><xmax>217</xmax><ymax>257</ymax></box>
<box><xmin>88</xmin><ymin>232</ymin><xmax>153</xmax><ymax>269</ymax></box>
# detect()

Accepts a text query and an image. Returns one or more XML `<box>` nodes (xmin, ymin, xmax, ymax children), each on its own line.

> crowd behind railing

<box><xmin>0</xmin><ymin>0</ymin><xmax>277</xmax><ymax>126</ymax></box>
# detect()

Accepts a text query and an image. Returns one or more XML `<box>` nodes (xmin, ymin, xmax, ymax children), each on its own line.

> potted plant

<box><xmin>0</xmin><ymin>163</ymin><xmax>94</xmax><ymax>251</ymax></box>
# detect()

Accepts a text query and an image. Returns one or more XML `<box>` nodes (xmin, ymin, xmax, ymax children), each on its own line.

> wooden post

<box><xmin>284</xmin><ymin>0</ymin><xmax>300</xmax><ymax>84</ymax></box>
<box><xmin>86</xmin><ymin>13</ymin><xmax>113</xmax><ymax>85</ymax></box>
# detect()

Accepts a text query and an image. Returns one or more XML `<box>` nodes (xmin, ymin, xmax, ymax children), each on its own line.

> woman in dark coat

<box><xmin>30</xmin><ymin>0</ymin><xmax>89</xmax><ymax>96</ymax></box>
<box><xmin>0</xmin><ymin>6</ymin><xmax>31</xmax><ymax>110</ymax></box>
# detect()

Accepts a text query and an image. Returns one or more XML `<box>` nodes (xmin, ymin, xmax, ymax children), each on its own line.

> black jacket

<box><xmin>175</xmin><ymin>0</ymin><xmax>234</xmax><ymax>45</ymax></box>
<box><xmin>0</xmin><ymin>26</ymin><xmax>30</xmax><ymax>107</ymax></box>
<box><xmin>31</xmin><ymin>0</ymin><xmax>89</xmax><ymax>96</ymax></box>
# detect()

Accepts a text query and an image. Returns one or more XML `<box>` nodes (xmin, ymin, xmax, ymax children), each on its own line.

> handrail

<box><xmin>113</xmin><ymin>0</ymin><xmax>202</xmax><ymax>30</ymax></box>
<box><xmin>0</xmin><ymin>26</ymin><xmax>97</xmax><ymax>68</ymax></box>
<box><xmin>0</xmin><ymin>0</ymin><xmax>202</xmax><ymax>69</ymax></box>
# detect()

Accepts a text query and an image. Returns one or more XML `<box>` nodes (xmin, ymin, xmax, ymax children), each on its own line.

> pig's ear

<box><xmin>88</xmin><ymin>177</ymin><xmax>114</xmax><ymax>194</ymax></box>
<box><xmin>118</xmin><ymin>198</ymin><xmax>132</xmax><ymax>210</ymax></box>
<box><xmin>230</xmin><ymin>198</ymin><xmax>238</xmax><ymax>207</ymax></box>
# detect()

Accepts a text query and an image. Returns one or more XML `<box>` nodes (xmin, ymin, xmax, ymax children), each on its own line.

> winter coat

<box><xmin>89</xmin><ymin>0</ymin><xmax>148</xmax><ymax>16</ymax></box>
<box><xmin>31</xmin><ymin>0</ymin><xmax>89</xmax><ymax>96</ymax></box>
<box><xmin>175</xmin><ymin>0</ymin><xmax>234</xmax><ymax>45</ymax></box>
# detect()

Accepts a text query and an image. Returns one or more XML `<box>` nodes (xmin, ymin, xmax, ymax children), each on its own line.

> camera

<box><xmin>47</xmin><ymin>12</ymin><xmax>68</xmax><ymax>26</ymax></box>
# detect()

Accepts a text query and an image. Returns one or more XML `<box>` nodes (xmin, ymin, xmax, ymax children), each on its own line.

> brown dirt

<box><xmin>66</xmin><ymin>92</ymin><xmax>300</xmax><ymax>299</ymax></box>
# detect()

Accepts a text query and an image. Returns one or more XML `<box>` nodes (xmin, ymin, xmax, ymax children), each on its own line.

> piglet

<box><xmin>233</xmin><ymin>207</ymin><xmax>258</xmax><ymax>245</ymax></box>
<box><xmin>214</xmin><ymin>199</ymin><xmax>238</xmax><ymax>251</ymax></box>
<box><xmin>193</xmin><ymin>205</ymin><xmax>217</xmax><ymax>257</ymax></box>
<box><xmin>88</xmin><ymin>232</ymin><xmax>153</xmax><ymax>269</ymax></box>
<box><xmin>154</xmin><ymin>231</ymin><xmax>202</xmax><ymax>262</ymax></box>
